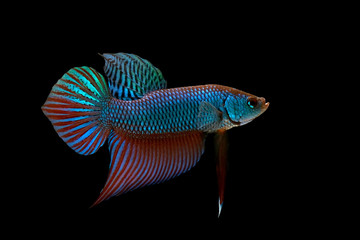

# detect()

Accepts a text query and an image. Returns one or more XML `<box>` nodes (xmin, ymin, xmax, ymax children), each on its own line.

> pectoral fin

<box><xmin>215</xmin><ymin>129</ymin><xmax>228</xmax><ymax>217</ymax></box>
<box><xmin>196</xmin><ymin>102</ymin><xmax>222</xmax><ymax>132</ymax></box>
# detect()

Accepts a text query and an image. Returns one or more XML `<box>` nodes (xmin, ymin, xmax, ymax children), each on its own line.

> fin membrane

<box><xmin>101</xmin><ymin>52</ymin><xmax>167</xmax><ymax>100</ymax></box>
<box><xmin>92</xmin><ymin>131</ymin><xmax>205</xmax><ymax>206</ymax></box>
<box><xmin>215</xmin><ymin>130</ymin><xmax>228</xmax><ymax>217</ymax></box>
<box><xmin>196</xmin><ymin>102</ymin><xmax>223</xmax><ymax>132</ymax></box>
<box><xmin>42</xmin><ymin>67</ymin><xmax>111</xmax><ymax>155</ymax></box>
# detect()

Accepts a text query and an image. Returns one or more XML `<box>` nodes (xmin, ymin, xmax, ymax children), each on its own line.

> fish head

<box><xmin>224</xmin><ymin>91</ymin><xmax>269</xmax><ymax>126</ymax></box>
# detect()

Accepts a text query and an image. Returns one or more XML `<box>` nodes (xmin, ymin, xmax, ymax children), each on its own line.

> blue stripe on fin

<box><xmin>42</xmin><ymin>66</ymin><xmax>111</xmax><ymax>156</ymax></box>
<box><xmin>100</xmin><ymin>53</ymin><xmax>167</xmax><ymax>100</ymax></box>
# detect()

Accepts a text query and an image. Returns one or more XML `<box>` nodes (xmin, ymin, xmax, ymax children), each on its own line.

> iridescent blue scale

<box><xmin>108</xmin><ymin>85</ymin><xmax>228</xmax><ymax>135</ymax></box>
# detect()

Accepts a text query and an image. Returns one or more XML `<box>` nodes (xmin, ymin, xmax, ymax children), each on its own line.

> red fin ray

<box><xmin>91</xmin><ymin>131</ymin><xmax>205</xmax><ymax>207</ymax></box>
<box><xmin>42</xmin><ymin>67</ymin><xmax>111</xmax><ymax>155</ymax></box>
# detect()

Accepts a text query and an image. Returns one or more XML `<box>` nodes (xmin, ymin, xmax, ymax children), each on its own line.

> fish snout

<box><xmin>259</xmin><ymin>97</ymin><xmax>270</xmax><ymax>111</ymax></box>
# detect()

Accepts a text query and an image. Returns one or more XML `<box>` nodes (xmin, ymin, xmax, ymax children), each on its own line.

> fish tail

<box><xmin>42</xmin><ymin>66</ymin><xmax>111</xmax><ymax>155</ymax></box>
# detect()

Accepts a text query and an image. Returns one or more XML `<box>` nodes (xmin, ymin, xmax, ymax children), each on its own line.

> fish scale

<box><xmin>106</xmin><ymin>85</ymin><xmax>228</xmax><ymax>136</ymax></box>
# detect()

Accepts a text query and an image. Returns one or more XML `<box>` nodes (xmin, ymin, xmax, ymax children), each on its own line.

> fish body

<box><xmin>42</xmin><ymin>53</ymin><xmax>269</xmax><ymax>215</ymax></box>
<box><xmin>105</xmin><ymin>85</ymin><xmax>251</xmax><ymax>136</ymax></box>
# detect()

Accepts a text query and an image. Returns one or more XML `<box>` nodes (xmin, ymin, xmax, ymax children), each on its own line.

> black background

<box><xmin>18</xmin><ymin>3</ymin><xmax>326</xmax><ymax>237</ymax></box>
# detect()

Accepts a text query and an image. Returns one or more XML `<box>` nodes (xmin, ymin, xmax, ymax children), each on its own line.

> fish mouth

<box><xmin>264</xmin><ymin>101</ymin><xmax>270</xmax><ymax>109</ymax></box>
<box><xmin>259</xmin><ymin>97</ymin><xmax>270</xmax><ymax>111</ymax></box>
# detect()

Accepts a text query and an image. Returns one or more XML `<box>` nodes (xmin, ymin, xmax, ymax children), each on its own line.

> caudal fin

<box><xmin>42</xmin><ymin>66</ymin><xmax>111</xmax><ymax>155</ymax></box>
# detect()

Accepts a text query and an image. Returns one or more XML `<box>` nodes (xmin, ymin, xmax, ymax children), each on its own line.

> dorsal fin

<box><xmin>100</xmin><ymin>52</ymin><xmax>167</xmax><ymax>100</ymax></box>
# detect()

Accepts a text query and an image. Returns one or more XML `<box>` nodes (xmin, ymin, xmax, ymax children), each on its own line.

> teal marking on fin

<box><xmin>42</xmin><ymin>67</ymin><xmax>111</xmax><ymax>155</ymax></box>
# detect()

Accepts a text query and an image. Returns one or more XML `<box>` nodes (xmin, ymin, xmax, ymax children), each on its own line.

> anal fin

<box><xmin>91</xmin><ymin>131</ymin><xmax>205</xmax><ymax>207</ymax></box>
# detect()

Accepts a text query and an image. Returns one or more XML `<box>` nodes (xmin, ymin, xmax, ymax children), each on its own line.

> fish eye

<box><xmin>247</xmin><ymin>97</ymin><xmax>258</xmax><ymax>109</ymax></box>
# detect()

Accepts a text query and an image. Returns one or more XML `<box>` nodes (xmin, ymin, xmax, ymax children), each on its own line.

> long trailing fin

<box><xmin>100</xmin><ymin>52</ymin><xmax>167</xmax><ymax>100</ymax></box>
<box><xmin>215</xmin><ymin>129</ymin><xmax>228</xmax><ymax>217</ymax></box>
<box><xmin>42</xmin><ymin>67</ymin><xmax>111</xmax><ymax>155</ymax></box>
<box><xmin>91</xmin><ymin>131</ymin><xmax>205</xmax><ymax>207</ymax></box>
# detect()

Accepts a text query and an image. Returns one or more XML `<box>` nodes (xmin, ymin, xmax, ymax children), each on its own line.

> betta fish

<box><xmin>42</xmin><ymin>53</ymin><xmax>269</xmax><ymax>216</ymax></box>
